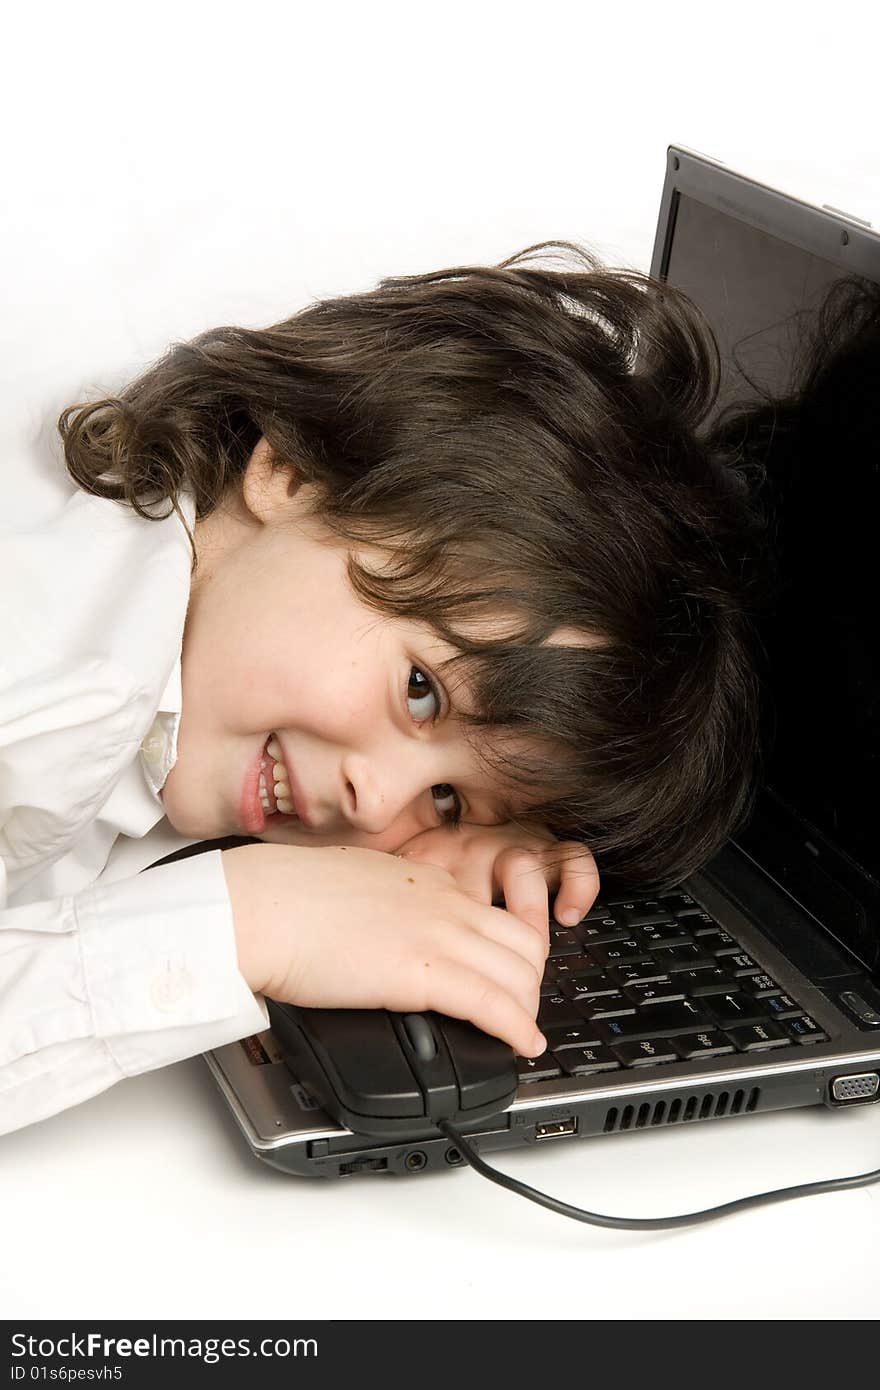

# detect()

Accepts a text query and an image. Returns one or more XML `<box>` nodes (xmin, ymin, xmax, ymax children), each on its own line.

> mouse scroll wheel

<box><xmin>402</xmin><ymin>1013</ymin><xmax>438</xmax><ymax>1062</ymax></box>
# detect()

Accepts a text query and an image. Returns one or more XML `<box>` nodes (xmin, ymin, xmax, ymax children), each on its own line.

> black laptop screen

<box><xmin>664</xmin><ymin>192</ymin><xmax>879</xmax><ymax>889</ymax></box>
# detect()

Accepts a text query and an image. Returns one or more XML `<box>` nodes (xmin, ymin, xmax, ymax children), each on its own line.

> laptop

<box><xmin>201</xmin><ymin>145</ymin><xmax>880</xmax><ymax>1177</ymax></box>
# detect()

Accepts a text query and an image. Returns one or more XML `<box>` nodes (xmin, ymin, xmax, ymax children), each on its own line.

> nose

<box><xmin>340</xmin><ymin>751</ymin><xmax>430</xmax><ymax>834</ymax></box>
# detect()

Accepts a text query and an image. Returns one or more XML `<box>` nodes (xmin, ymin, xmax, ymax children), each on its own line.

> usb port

<box><xmin>535</xmin><ymin>1118</ymin><xmax>578</xmax><ymax>1140</ymax></box>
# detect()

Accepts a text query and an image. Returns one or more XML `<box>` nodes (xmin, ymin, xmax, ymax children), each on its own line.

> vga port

<box><xmin>830</xmin><ymin>1073</ymin><xmax>880</xmax><ymax>1103</ymax></box>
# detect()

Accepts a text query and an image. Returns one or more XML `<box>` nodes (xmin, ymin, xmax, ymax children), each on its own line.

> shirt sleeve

<box><xmin>0</xmin><ymin>849</ymin><xmax>269</xmax><ymax>1136</ymax></box>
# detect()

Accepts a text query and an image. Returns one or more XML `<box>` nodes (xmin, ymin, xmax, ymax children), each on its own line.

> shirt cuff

<box><xmin>73</xmin><ymin>848</ymin><xmax>269</xmax><ymax>1075</ymax></box>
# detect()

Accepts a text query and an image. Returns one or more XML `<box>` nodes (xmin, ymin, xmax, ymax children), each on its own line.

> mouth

<box><xmin>240</xmin><ymin>733</ymin><xmax>302</xmax><ymax>835</ymax></box>
<box><xmin>259</xmin><ymin>734</ymin><xmax>296</xmax><ymax>817</ymax></box>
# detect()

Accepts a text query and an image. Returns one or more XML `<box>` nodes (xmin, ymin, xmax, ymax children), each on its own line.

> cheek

<box><xmin>157</xmin><ymin>765</ymin><xmax>201</xmax><ymax>837</ymax></box>
<box><xmin>278</xmin><ymin>657</ymin><xmax>385</xmax><ymax>735</ymax></box>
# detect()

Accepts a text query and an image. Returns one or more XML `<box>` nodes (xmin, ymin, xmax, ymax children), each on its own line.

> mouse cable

<box><xmin>437</xmin><ymin>1119</ymin><xmax>880</xmax><ymax>1230</ymax></box>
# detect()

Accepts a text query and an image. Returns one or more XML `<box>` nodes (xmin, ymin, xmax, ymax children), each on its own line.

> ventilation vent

<box><xmin>603</xmin><ymin>1087</ymin><xmax>760</xmax><ymax>1133</ymax></box>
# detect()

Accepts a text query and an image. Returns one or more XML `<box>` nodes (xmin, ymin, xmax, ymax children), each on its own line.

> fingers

<box><xmin>476</xmin><ymin>900</ymin><xmax>549</xmax><ymax>983</ymax></box>
<box><xmin>446</xmin><ymin>862</ymin><xmax>495</xmax><ymax>907</ymax></box>
<box><xmin>549</xmin><ymin>841</ymin><xmax>601</xmax><ymax>926</ymax></box>
<box><xmin>395</xmin><ymin>827</ymin><xmax>600</xmax><ymax>938</ymax></box>
<box><xmin>493</xmin><ymin>848</ymin><xmax>551</xmax><ymax>943</ymax></box>
<box><xmin>425</xmin><ymin>902</ymin><xmax>548</xmax><ymax>1053</ymax></box>
<box><xmin>421</xmin><ymin>958</ymin><xmax>546</xmax><ymax>1059</ymax></box>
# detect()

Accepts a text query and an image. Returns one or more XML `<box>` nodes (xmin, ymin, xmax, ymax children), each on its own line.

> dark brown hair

<box><xmin>58</xmin><ymin>242</ymin><xmax>768</xmax><ymax>891</ymax></box>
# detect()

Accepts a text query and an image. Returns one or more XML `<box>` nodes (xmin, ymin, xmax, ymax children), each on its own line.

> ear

<box><xmin>241</xmin><ymin>436</ymin><xmax>302</xmax><ymax>523</ymax></box>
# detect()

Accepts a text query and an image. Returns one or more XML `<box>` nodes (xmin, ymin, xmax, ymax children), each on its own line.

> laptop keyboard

<box><xmin>518</xmin><ymin>891</ymin><xmax>829</xmax><ymax>1084</ymax></box>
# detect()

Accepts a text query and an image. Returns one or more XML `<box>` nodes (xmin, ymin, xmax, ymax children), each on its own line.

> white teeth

<box><xmin>260</xmin><ymin>735</ymin><xmax>295</xmax><ymax>817</ymax></box>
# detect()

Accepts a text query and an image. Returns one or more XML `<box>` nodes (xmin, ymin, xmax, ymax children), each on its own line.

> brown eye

<box><xmin>431</xmin><ymin>784</ymin><xmax>461</xmax><ymax>824</ymax></box>
<box><xmin>407</xmin><ymin>665</ymin><xmax>439</xmax><ymax>722</ymax></box>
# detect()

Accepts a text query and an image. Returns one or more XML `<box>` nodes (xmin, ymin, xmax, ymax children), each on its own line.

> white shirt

<box><xmin>0</xmin><ymin>458</ymin><xmax>268</xmax><ymax>1135</ymax></box>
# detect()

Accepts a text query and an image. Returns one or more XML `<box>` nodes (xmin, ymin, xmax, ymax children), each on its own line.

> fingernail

<box><xmin>558</xmin><ymin>908</ymin><xmax>581</xmax><ymax>926</ymax></box>
<box><xmin>532</xmin><ymin>1032</ymin><xmax>547</xmax><ymax>1056</ymax></box>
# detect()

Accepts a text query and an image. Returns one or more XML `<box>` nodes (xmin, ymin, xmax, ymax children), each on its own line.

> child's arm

<box><xmin>222</xmin><ymin>842</ymin><xmax>549</xmax><ymax>1059</ymax></box>
<box><xmin>391</xmin><ymin>822</ymin><xmax>600</xmax><ymax>930</ymax></box>
<box><xmin>0</xmin><ymin>851</ymin><xmax>268</xmax><ymax>1136</ymax></box>
<box><xmin>0</xmin><ymin>836</ymin><xmax>554</xmax><ymax>1136</ymax></box>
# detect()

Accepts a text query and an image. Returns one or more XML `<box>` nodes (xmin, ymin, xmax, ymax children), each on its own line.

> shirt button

<box><xmin>151</xmin><ymin>967</ymin><xmax>193</xmax><ymax>1012</ymax></box>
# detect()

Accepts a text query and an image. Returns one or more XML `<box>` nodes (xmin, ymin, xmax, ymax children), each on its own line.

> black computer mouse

<box><xmin>266</xmin><ymin>999</ymin><xmax>520</xmax><ymax>1139</ymax></box>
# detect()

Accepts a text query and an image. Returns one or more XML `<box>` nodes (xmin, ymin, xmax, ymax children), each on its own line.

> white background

<box><xmin>1</xmin><ymin>0</ymin><xmax>879</xmax><ymax>1323</ymax></box>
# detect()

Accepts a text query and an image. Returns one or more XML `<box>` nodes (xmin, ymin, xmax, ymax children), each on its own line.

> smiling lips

<box><xmin>259</xmin><ymin>734</ymin><xmax>296</xmax><ymax>817</ymax></box>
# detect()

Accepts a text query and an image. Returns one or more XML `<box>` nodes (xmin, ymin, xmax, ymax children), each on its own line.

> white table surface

<box><xmin>2</xmin><ymin>1052</ymin><xmax>877</xmax><ymax>1323</ymax></box>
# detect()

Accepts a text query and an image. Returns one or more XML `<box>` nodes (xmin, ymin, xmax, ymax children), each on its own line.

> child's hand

<box><xmin>222</xmin><ymin>843</ymin><xmax>549</xmax><ymax>1058</ymax></box>
<box><xmin>392</xmin><ymin>822</ymin><xmax>600</xmax><ymax>934</ymax></box>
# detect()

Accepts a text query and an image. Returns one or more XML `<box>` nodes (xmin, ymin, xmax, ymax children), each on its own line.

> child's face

<box><xmin>160</xmin><ymin>441</ymin><xmax>536</xmax><ymax>852</ymax></box>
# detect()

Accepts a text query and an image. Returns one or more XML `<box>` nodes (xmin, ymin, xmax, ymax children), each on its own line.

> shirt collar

<box><xmin>137</xmin><ymin>490</ymin><xmax>193</xmax><ymax>798</ymax></box>
<box><xmin>139</xmin><ymin>656</ymin><xmax>184</xmax><ymax>797</ymax></box>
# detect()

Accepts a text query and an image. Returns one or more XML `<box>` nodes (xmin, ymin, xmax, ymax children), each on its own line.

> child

<box><xmin>0</xmin><ymin>242</ymin><xmax>764</xmax><ymax>1136</ymax></box>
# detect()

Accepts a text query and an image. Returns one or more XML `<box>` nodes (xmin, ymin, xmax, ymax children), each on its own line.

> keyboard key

<box><xmin>707</xmin><ymin>993</ymin><xmax>771</xmax><ymax>1030</ymax></box>
<box><xmin>784</xmin><ymin>1015</ymin><xmax>829</xmax><ymax>1044</ymax></box>
<box><xmin>727</xmin><ymin>953</ymin><xmax>762</xmax><ymax>976</ymax></box>
<box><xmin>537</xmin><ymin>996</ymin><xmax>583</xmax><ymax>1028</ymax></box>
<box><xmin>650</xmin><ymin>944</ymin><xmax>716</xmax><ymax>972</ymax></box>
<box><xmin>622</xmin><ymin>980</ymin><xmax>685</xmax><ymax>1006</ymax></box>
<box><xmin>577</xmin><ymin>922</ymin><xmax>630</xmax><ymax>946</ymax></box>
<box><xmin>692</xmin><ymin>926</ymin><xmax>737</xmax><ymax>946</ymax></box>
<box><xmin>589</xmin><ymin>940</ymin><xmax>654</xmax><ymax>968</ymax></box>
<box><xmin>725</xmin><ymin>1021</ymin><xmax>792</xmax><ymax>1052</ymax></box>
<box><xmin>678</xmin><ymin>968</ymin><xmax>739</xmax><ymax>997</ymax></box>
<box><xmin>516</xmin><ymin>1052</ymin><xmax>563</xmax><ymax>1082</ymax></box>
<box><xmin>562</xmin><ymin>974</ymin><xmax>620</xmax><ymax>1002</ymax></box>
<box><xmin>610</xmin><ymin>961</ymin><xmax>672</xmax><ymax>987</ymax></box>
<box><xmin>739</xmin><ymin>973</ymin><xmax>782</xmax><ymax>998</ymax></box>
<box><xmin>685</xmin><ymin>913</ymin><xmax>718</xmax><ymax>931</ymax></box>
<box><xmin>577</xmin><ymin>993</ymin><xmax>637</xmax><ymax>1021</ymax></box>
<box><xmin>700</xmin><ymin>934</ymin><xmax>739</xmax><ymax>956</ymax></box>
<box><xmin>639</xmin><ymin>923</ymin><xmax>694</xmax><ymax>948</ymax></box>
<box><xmin>556</xmin><ymin>1044</ymin><xmax>620</xmax><ymax>1076</ymax></box>
<box><xmin>611</xmin><ymin>1038</ymin><xmax>678</xmax><ymax>1067</ymax></box>
<box><xmin>583</xmin><ymin>915</ymin><xmax>627</xmax><ymax>935</ymax></box>
<box><xmin>543</xmin><ymin>1023</ymin><xmax>603</xmax><ymax>1049</ymax></box>
<box><xmin>601</xmin><ymin>1000</ymin><xmax>711</xmax><ymax>1041</ymax></box>
<box><xmin>549</xmin><ymin>952</ymin><xmax>600</xmax><ymax>980</ymax></box>
<box><xmin>548</xmin><ymin>929</ymin><xmax>584</xmax><ymax>957</ymax></box>
<box><xmin>764</xmin><ymin>993</ymin><xmax>806</xmax><ymax>1020</ymax></box>
<box><xmin>583</xmin><ymin>903</ymin><xmax>614</xmax><ymax>922</ymax></box>
<box><xmin>672</xmin><ymin>1030</ymin><xmax>736</xmax><ymax>1059</ymax></box>
<box><xmin>618</xmin><ymin>901</ymin><xmax>675</xmax><ymax>928</ymax></box>
<box><xmin>658</xmin><ymin>893</ymin><xmax>703</xmax><ymax>916</ymax></box>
